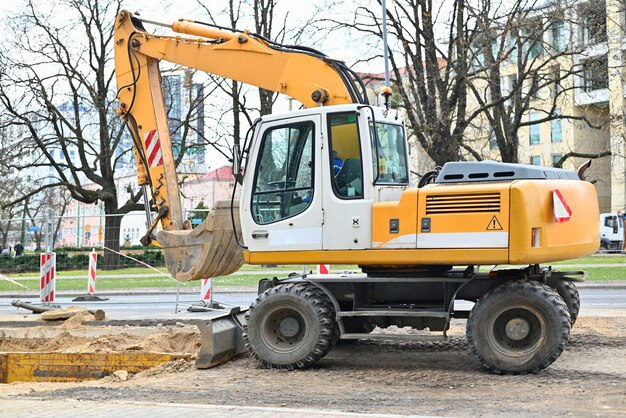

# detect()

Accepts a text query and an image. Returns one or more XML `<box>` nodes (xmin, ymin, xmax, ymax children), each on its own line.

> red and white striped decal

<box><xmin>317</xmin><ymin>264</ymin><xmax>330</xmax><ymax>274</ymax></box>
<box><xmin>201</xmin><ymin>278</ymin><xmax>213</xmax><ymax>303</ymax></box>
<box><xmin>144</xmin><ymin>129</ymin><xmax>164</xmax><ymax>168</ymax></box>
<box><xmin>88</xmin><ymin>249</ymin><xmax>97</xmax><ymax>295</ymax></box>
<box><xmin>40</xmin><ymin>252</ymin><xmax>56</xmax><ymax>303</ymax></box>
<box><xmin>553</xmin><ymin>189</ymin><xmax>572</xmax><ymax>222</ymax></box>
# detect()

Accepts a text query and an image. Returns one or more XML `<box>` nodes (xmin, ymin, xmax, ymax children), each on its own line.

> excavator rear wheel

<box><xmin>552</xmin><ymin>280</ymin><xmax>580</xmax><ymax>326</ymax></box>
<box><xmin>467</xmin><ymin>279</ymin><xmax>571</xmax><ymax>375</ymax></box>
<box><xmin>243</xmin><ymin>283</ymin><xmax>335</xmax><ymax>370</ymax></box>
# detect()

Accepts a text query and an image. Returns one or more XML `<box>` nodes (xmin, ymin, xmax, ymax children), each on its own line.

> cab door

<box><xmin>322</xmin><ymin>111</ymin><xmax>372</xmax><ymax>250</ymax></box>
<box><xmin>241</xmin><ymin>114</ymin><xmax>323</xmax><ymax>252</ymax></box>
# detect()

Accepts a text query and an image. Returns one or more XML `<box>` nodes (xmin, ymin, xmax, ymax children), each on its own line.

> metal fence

<box><xmin>0</xmin><ymin>211</ymin><xmax>169</xmax><ymax>273</ymax></box>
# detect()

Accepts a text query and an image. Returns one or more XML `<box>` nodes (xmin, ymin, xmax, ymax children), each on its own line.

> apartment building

<box><xmin>360</xmin><ymin>1</ymin><xmax>626</xmax><ymax>212</ymax></box>
<box><xmin>468</xmin><ymin>0</ymin><xmax>625</xmax><ymax>213</ymax></box>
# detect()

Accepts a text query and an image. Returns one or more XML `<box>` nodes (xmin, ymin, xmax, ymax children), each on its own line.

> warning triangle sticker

<box><xmin>486</xmin><ymin>215</ymin><xmax>503</xmax><ymax>230</ymax></box>
<box><xmin>553</xmin><ymin>189</ymin><xmax>572</xmax><ymax>222</ymax></box>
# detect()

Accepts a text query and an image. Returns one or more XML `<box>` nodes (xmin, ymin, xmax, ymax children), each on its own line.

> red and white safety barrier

<box><xmin>317</xmin><ymin>264</ymin><xmax>330</xmax><ymax>274</ymax></box>
<box><xmin>40</xmin><ymin>252</ymin><xmax>56</xmax><ymax>303</ymax></box>
<box><xmin>88</xmin><ymin>249</ymin><xmax>97</xmax><ymax>295</ymax></box>
<box><xmin>201</xmin><ymin>278</ymin><xmax>213</xmax><ymax>305</ymax></box>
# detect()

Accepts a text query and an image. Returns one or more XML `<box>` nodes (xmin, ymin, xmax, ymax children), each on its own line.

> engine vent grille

<box><xmin>426</xmin><ymin>193</ymin><xmax>501</xmax><ymax>214</ymax></box>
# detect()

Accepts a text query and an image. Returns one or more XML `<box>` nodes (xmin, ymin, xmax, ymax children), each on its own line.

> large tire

<box><xmin>243</xmin><ymin>283</ymin><xmax>335</xmax><ymax>370</ymax></box>
<box><xmin>466</xmin><ymin>280</ymin><xmax>571</xmax><ymax>375</ymax></box>
<box><xmin>553</xmin><ymin>280</ymin><xmax>580</xmax><ymax>326</ymax></box>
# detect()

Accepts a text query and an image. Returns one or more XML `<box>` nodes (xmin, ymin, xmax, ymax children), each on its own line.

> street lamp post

<box><xmin>382</xmin><ymin>0</ymin><xmax>390</xmax><ymax>88</ymax></box>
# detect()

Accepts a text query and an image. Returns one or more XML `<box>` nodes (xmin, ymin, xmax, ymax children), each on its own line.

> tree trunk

<box><xmin>102</xmin><ymin>201</ymin><xmax>122</xmax><ymax>270</ymax></box>
<box><xmin>259</xmin><ymin>88</ymin><xmax>274</xmax><ymax>116</ymax></box>
<box><xmin>1</xmin><ymin>220</ymin><xmax>10</xmax><ymax>247</ymax></box>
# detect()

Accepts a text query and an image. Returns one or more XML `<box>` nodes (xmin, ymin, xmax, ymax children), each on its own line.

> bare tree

<box><xmin>0</xmin><ymin>127</ymin><xmax>30</xmax><ymax>248</ymax></box>
<box><xmin>194</xmin><ymin>0</ymin><xmax>313</xmax><ymax>180</ymax></box>
<box><xmin>324</xmin><ymin>0</ymin><xmax>614</xmax><ymax>173</ymax></box>
<box><xmin>325</xmin><ymin>0</ymin><xmax>479</xmax><ymax>167</ymax></box>
<box><xmin>466</xmin><ymin>0</ymin><xmax>609</xmax><ymax>165</ymax></box>
<box><xmin>0</xmin><ymin>0</ymin><xmax>137</xmax><ymax>268</ymax></box>
<box><xmin>0</xmin><ymin>0</ymin><xmax>216</xmax><ymax>267</ymax></box>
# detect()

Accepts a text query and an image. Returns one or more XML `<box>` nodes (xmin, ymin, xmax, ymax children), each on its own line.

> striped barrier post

<box><xmin>200</xmin><ymin>278</ymin><xmax>213</xmax><ymax>305</ymax></box>
<box><xmin>187</xmin><ymin>278</ymin><xmax>220</xmax><ymax>311</ymax></box>
<box><xmin>40</xmin><ymin>252</ymin><xmax>56</xmax><ymax>303</ymax></box>
<box><xmin>72</xmin><ymin>249</ymin><xmax>108</xmax><ymax>302</ymax></box>
<box><xmin>317</xmin><ymin>264</ymin><xmax>330</xmax><ymax>274</ymax></box>
<box><xmin>88</xmin><ymin>249</ymin><xmax>97</xmax><ymax>295</ymax></box>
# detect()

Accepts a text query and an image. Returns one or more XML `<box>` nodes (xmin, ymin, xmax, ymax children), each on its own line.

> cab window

<box><xmin>251</xmin><ymin>122</ymin><xmax>314</xmax><ymax>225</ymax></box>
<box><xmin>328</xmin><ymin>112</ymin><xmax>363</xmax><ymax>199</ymax></box>
<box><xmin>370</xmin><ymin>123</ymin><xmax>409</xmax><ymax>184</ymax></box>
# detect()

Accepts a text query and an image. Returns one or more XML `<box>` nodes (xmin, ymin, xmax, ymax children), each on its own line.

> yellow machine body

<box><xmin>244</xmin><ymin>179</ymin><xmax>599</xmax><ymax>266</ymax></box>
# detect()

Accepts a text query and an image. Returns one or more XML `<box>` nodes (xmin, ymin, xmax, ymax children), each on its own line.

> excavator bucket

<box><xmin>157</xmin><ymin>201</ymin><xmax>244</xmax><ymax>282</ymax></box>
<box><xmin>158</xmin><ymin>201</ymin><xmax>248</xmax><ymax>368</ymax></box>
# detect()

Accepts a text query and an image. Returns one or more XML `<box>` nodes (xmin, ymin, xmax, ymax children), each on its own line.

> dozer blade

<box><xmin>157</xmin><ymin>201</ymin><xmax>244</xmax><ymax>282</ymax></box>
<box><xmin>195</xmin><ymin>307</ymin><xmax>248</xmax><ymax>369</ymax></box>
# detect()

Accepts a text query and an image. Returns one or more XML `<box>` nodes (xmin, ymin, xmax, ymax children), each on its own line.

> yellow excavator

<box><xmin>114</xmin><ymin>10</ymin><xmax>599</xmax><ymax>374</ymax></box>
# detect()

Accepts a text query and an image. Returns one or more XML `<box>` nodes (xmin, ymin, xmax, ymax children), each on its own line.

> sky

<box><xmin>0</xmin><ymin>0</ymin><xmax>428</xmax><ymax>172</ymax></box>
<box><xmin>0</xmin><ymin>0</ymin><xmax>393</xmax><ymax>171</ymax></box>
<box><xmin>0</xmin><ymin>0</ymin><xmax>414</xmax><ymax>76</ymax></box>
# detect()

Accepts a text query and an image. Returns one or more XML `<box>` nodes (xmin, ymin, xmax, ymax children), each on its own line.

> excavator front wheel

<box><xmin>467</xmin><ymin>279</ymin><xmax>571</xmax><ymax>375</ymax></box>
<box><xmin>243</xmin><ymin>283</ymin><xmax>335</xmax><ymax>370</ymax></box>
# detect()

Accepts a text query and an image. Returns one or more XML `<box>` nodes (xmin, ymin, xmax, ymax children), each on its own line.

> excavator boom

<box><xmin>114</xmin><ymin>10</ymin><xmax>365</xmax><ymax>281</ymax></box>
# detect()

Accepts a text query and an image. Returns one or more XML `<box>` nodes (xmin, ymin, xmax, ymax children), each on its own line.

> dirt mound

<box><xmin>135</xmin><ymin>359</ymin><xmax>194</xmax><ymax>378</ymax></box>
<box><xmin>0</xmin><ymin>327</ymin><xmax>201</xmax><ymax>356</ymax></box>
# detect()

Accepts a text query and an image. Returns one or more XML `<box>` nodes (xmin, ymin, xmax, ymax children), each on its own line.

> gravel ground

<box><xmin>1</xmin><ymin>316</ymin><xmax>624</xmax><ymax>417</ymax></box>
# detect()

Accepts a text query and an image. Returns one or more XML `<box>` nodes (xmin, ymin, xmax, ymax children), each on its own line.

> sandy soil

<box><xmin>1</xmin><ymin>315</ymin><xmax>625</xmax><ymax>416</ymax></box>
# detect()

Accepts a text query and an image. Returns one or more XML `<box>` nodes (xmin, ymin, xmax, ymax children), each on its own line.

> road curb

<box><xmin>0</xmin><ymin>286</ymin><xmax>258</xmax><ymax>299</ymax></box>
<box><xmin>1</xmin><ymin>281</ymin><xmax>625</xmax><ymax>299</ymax></box>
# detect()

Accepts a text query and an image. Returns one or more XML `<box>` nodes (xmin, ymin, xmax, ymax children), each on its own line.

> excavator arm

<box><xmin>114</xmin><ymin>10</ymin><xmax>366</xmax><ymax>280</ymax></box>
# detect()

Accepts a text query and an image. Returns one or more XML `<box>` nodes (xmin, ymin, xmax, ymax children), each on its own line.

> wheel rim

<box><xmin>259</xmin><ymin>304</ymin><xmax>312</xmax><ymax>354</ymax></box>
<box><xmin>487</xmin><ymin>305</ymin><xmax>546</xmax><ymax>358</ymax></box>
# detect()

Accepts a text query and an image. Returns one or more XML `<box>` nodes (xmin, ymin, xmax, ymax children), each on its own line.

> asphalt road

<box><xmin>1</xmin><ymin>287</ymin><xmax>624</xmax><ymax>321</ymax></box>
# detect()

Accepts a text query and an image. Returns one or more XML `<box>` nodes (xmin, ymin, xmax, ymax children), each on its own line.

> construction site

<box><xmin>0</xmin><ymin>281</ymin><xmax>625</xmax><ymax>416</ymax></box>
<box><xmin>1</xmin><ymin>1</ymin><xmax>626</xmax><ymax>416</ymax></box>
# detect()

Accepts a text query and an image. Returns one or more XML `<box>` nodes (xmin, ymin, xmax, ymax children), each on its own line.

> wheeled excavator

<box><xmin>114</xmin><ymin>10</ymin><xmax>599</xmax><ymax>374</ymax></box>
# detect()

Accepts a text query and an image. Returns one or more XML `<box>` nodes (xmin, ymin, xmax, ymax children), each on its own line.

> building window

<box><xmin>551</xmin><ymin>110</ymin><xmax>562</xmax><ymax>143</ymax></box>
<box><xmin>552</xmin><ymin>153</ymin><xmax>563</xmax><ymax>167</ymax></box>
<box><xmin>501</xmin><ymin>74</ymin><xmax>518</xmax><ymax>100</ymax></box>
<box><xmin>583</xmin><ymin>55</ymin><xmax>608</xmax><ymax>91</ymax></box>
<box><xmin>529</xmin><ymin>73</ymin><xmax>541</xmax><ymax>100</ymax></box>
<box><xmin>552</xmin><ymin>65</ymin><xmax>562</xmax><ymax>96</ymax></box>
<box><xmin>491</xmin><ymin>39</ymin><xmax>499</xmax><ymax>61</ymax></box>
<box><xmin>524</xmin><ymin>20</ymin><xmax>543</xmax><ymax>59</ymax></box>
<box><xmin>489</xmin><ymin>129</ymin><xmax>499</xmax><ymax>150</ymax></box>
<box><xmin>552</xmin><ymin>20</ymin><xmax>566</xmax><ymax>52</ymax></box>
<box><xmin>529</xmin><ymin>112</ymin><xmax>541</xmax><ymax>145</ymax></box>
<box><xmin>530</xmin><ymin>155</ymin><xmax>541</xmax><ymax>166</ymax></box>
<box><xmin>472</xmin><ymin>47</ymin><xmax>485</xmax><ymax>71</ymax></box>
<box><xmin>581</xmin><ymin>1</ymin><xmax>607</xmax><ymax>46</ymax></box>
<box><xmin>508</xmin><ymin>31</ymin><xmax>519</xmax><ymax>64</ymax></box>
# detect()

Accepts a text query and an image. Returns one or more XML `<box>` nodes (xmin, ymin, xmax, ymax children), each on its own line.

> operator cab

<box><xmin>239</xmin><ymin>104</ymin><xmax>409</xmax><ymax>253</ymax></box>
